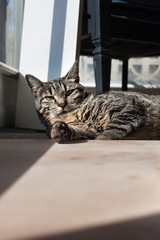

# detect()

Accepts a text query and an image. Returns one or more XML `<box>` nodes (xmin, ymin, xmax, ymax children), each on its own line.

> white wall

<box><xmin>15</xmin><ymin>0</ymin><xmax>80</xmax><ymax>129</ymax></box>
<box><xmin>0</xmin><ymin>63</ymin><xmax>18</xmax><ymax>127</ymax></box>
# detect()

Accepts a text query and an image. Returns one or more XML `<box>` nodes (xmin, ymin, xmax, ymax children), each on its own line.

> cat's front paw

<box><xmin>51</xmin><ymin>121</ymin><xmax>71</xmax><ymax>143</ymax></box>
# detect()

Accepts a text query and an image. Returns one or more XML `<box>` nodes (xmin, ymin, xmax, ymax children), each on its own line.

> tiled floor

<box><xmin>0</xmin><ymin>139</ymin><xmax>160</xmax><ymax>240</ymax></box>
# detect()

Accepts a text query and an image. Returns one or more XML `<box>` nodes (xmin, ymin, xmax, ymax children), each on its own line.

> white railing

<box><xmin>79</xmin><ymin>56</ymin><xmax>160</xmax><ymax>88</ymax></box>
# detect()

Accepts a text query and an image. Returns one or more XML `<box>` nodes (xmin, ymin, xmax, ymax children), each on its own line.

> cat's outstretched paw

<box><xmin>51</xmin><ymin>121</ymin><xmax>71</xmax><ymax>143</ymax></box>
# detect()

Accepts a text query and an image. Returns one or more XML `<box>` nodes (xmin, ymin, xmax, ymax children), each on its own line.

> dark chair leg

<box><xmin>89</xmin><ymin>0</ymin><xmax>111</xmax><ymax>94</ymax></box>
<box><xmin>92</xmin><ymin>40</ymin><xmax>111</xmax><ymax>94</ymax></box>
<box><xmin>122</xmin><ymin>59</ymin><xmax>128</xmax><ymax>91</ymax></box>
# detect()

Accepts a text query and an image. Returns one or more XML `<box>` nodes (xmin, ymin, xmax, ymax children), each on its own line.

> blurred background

<box><xmin>1</xmin><ymin>0</ymin><xmax>160</xmax><ymax>88</ymax></box>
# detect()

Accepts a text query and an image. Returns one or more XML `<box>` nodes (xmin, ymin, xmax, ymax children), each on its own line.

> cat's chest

<box><xmin>61</xmin><ymin>105</ymin><xmax>89</xmax><ymax>123</ymax></box>
<box><xmin>61</xmin><ymin>104</ymin><xmax>110</xmax><ymax>130</ymax></box>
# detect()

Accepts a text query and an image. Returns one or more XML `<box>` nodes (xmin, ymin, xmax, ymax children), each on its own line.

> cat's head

<box><xmin>26</xmin><ymin>61</ymin><xmax>88</xmax><ymax>119</ymax></box>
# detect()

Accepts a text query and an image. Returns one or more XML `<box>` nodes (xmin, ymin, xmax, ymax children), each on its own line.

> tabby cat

<box><xmin>26</xmin><ymin>61</ymin><xmax>160</xmax><ymax>143</ymax></box>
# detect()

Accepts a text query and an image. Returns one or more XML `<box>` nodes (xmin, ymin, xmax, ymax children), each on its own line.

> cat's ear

<box><xmin>26</xmin><ymin>74</ymin><xmax>43</xmax><ymax>96</ymax></box>
<box><xmin>64</xmin><ymin>61</ymin><xmax>79</xmax><ymax>83</ymax></box>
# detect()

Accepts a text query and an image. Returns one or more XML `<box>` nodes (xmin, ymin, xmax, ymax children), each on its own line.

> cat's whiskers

<box><xmin>44</xmin><ymin>109</ymin><xmax>64</xmax><ymax>122</ymax></box>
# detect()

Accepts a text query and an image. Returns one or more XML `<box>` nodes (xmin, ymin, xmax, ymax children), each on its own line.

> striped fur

<box><xmin>26</xmin><ymin>61</ymin><xmax>160</xmax><ymax>143</ymax></box>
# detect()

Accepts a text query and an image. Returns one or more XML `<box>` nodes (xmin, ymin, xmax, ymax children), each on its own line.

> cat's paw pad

<box><xmin>51</xmin><ymin>122</ymin><xmax>71</xmax><ymax>143</ymax></box>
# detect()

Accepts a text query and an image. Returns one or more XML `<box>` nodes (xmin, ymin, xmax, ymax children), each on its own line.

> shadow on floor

<box><xmin>0</xmin><ymin>127</ymin><xmax>48</xmax><ymax>139</ymax></box>
<box><xmin>0</xmin><ymin>139</ymin><xmax>53</xmax><ymax>196</ymax></box>
<box><xmin>29</xmin><ymin>213</ymin><xmax>160</xmax><ymax>240</ymax></box>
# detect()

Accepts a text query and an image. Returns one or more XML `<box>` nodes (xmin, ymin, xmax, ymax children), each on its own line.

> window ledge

<box><xmin>0</xmin><ymin>62</ymin><xmax>19</xmax><ymax>77</ymax></box>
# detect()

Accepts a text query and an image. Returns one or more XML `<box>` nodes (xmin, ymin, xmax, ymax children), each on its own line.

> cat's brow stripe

<box><xmin>48</xmin><ymin>86</ymin><xmax>52</xmax><ymax>96</ymax></box>
<box><xmin>50</xmin><ymin>84</ymin><xmax>55</xmax><ymax>95</ymax></box>
<box><xmin>59</xmin><ymin>81</ymin><xmax>66</xmax><ymax>91</ymax></box>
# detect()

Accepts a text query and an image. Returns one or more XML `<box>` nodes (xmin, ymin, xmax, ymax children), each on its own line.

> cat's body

<box><xmin>26</xmin><ymin>62</ymin><xmax>160</xmax><ymax>143</ymax></box>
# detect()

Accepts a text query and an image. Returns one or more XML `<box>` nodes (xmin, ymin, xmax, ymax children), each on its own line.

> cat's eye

<box><xmin>45</xmin><ymin>96</ymin><xmax>55</xmax><ymax>101</ymax></box>
<box><xmin>65</xmin><ymin>90</ymin><xmax>74</xmax><ymax>96</ymax></box>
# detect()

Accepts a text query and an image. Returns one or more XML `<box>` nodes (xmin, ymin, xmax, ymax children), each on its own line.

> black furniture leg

<box><xmin>89</xmin><ymin>0</ymin><xmax>111</xmax><ymax>94</ymax></box>
<box><xmin>122</xmin><ymin>59</ymin><xmax>128</xmax><ymax>91</ymax></box>
<box><xmin>93</xmin><ymin>40</ymin><xmax>111</xmax><ymax>94</ymax></box>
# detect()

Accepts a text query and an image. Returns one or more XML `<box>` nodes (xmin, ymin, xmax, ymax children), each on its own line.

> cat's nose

<box><xmin>57</xmin><ymin>100</ymin><xmax>66</xmax><ymax>109</ymax></box>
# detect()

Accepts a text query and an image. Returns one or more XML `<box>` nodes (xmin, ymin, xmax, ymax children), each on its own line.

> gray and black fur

<box><xmin>26</xmin><ymin>61</ymin><xmax>160</xmax><ymax>143</ymax></box>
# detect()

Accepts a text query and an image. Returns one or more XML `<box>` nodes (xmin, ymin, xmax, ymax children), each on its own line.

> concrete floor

<box><xmin>0</xmin><ymin>139</ymin><xmax>160</xmax><ymax>240</ymax></box>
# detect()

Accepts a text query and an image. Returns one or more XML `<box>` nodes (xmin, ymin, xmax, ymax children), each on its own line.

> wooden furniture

<box><xmin>81</xmin><ymin>0</ymin><xmax>160</xmax><ymax>93</ymax></box>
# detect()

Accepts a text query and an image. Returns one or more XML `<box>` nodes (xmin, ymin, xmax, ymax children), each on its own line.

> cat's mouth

<box><xmin>61</xmin><ymin>108</ymin><xmax>69</xmax><ymax>114</ymax></box>
<box><xmin>59</xmin><ymin>106</ymin><xmax>72</xmax><ymax>115</ymax></box>
<box><xmin>63</xmin><ymin>106</ymin><xmax>70</xmax><ymax>112</ymax></box>
<box><xmin>50</xmin><ymin>106</ymin><xmax>73</xmax><ymax>118</ymax></box>
<box><xmin>56</xmin><ymin>108</ymin><xmax>67</xmax><ymax>116</ymax></box>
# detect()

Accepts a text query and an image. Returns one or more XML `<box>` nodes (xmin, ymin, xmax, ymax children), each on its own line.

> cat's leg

<box><xmin>96</xmin><ymin>113</ymin><xmax>145</xmax><ymax>140</ymax></box>
<box><xmin>96</xmin><ymin>127</ymin><xmax>129</xmax><ymax>140</ymax></box>
<box><xmin>69</xmin><ymin>125</ymin><xmax>96</xmax><ymax>141</ymax></box>
<box><xmin>50</xmin><ymin>121</ymin><xmax>96</xmax><ymax>143</ymax></box>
